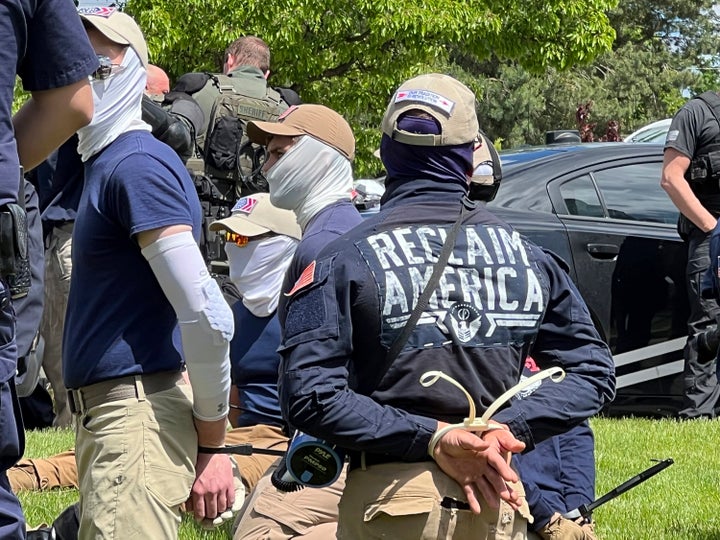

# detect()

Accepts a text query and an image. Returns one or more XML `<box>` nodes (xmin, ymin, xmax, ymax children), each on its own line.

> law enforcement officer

<box><xmin>65</xmin><ymin>9</ymin><xmax>235</xmax><ymax>538</ymax></box>
<box><xmin>662</xmin><ymin>91</ymin><xmax>720</xmax><ymax>419</ymax></box>
<box><xmin>13</xmin><ymin>177</ymin><xmax>49</xmax><ymax>429</ymax></box>
<box><xmin>276</xmin><ymin>74</ymin><xmax>616</xmax><ymax>539</ymax></box>
<box><xmin>166</xmin><ymin>36</ymin><xmax>291</xmax><ymax>271</ymax></box>
<box><xmin>142</xmin><ymin>63</ymin><xmax>204</xmax><ymax>165</ymax></box>
<box><xmin>0</xmin><ymin>0</ymin><xmax>96</xmax><ymax>536</ymax></box>
<box><xmin>185</xmin><ymin>35</ymin><xmax>287</xmax><ymax>153</ymax></box>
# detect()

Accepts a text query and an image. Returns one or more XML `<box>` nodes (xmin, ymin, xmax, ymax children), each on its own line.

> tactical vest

<box><xmin>172</xmin><ymin>72</ymin><xmax>288</xmax><ymax>272</ymax></box>
<box><xmin>686</xmin><ymin>91</ymin><xmax>720</xmax><ymax>202</ymax></box>
<box><xmin>200</xmin><ymin>73</ymin><xmax>287</xmax><ymax>198</ymax></box>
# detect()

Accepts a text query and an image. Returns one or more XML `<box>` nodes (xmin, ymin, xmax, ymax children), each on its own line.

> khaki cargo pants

<box><xmin>74</xmin><ymin>376</ymin><xmax>196</xmax><ymax>539</ymax></box>
<box><xmin>337</xmin><ymin>461</ymin><xmax>531</xmax><ymax>540</ymax></box>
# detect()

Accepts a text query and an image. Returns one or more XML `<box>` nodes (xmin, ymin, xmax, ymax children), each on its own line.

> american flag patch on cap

<box><xmin>232</xmin><ymin>197</ymin><xmax>258</xmax><ymax>214</ymax></box>
<box><xmin>285</xmin><ymin>261</ymin><xmax>316</xmax><ymax>296</ymax></box>
<box><xmin>77</xmin><ymin>6</ymin><xmax>117</xmax><ymax>17</ymax></box>
<box><xmin>395</xmin><ymin>89</ymin><xmax>455</xmax><ymax>115</ymax></box>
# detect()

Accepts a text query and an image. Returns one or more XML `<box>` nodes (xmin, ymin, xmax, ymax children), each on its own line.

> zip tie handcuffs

<box><xmin>422</xmin><ymin>366</ymin><xmax>565</xmax><ymax>458</ymax></box>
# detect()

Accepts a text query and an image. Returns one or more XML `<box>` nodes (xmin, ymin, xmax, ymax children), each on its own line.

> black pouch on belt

<box><xmin>0</xmin><ymin>200</ymin><xmax>30</xmax><ymax>299</ymax></box>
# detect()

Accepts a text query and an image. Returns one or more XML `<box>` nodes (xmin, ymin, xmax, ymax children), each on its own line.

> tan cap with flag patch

<box><xmin>247</xmin><ymin>104</ymin><xmax>355</xmax><ymax>161</ymax></box>
<box><xmin>78</xmin><ymin>7</ymin><xmax>149</xmax><ymax>68</ymax></box>
<box><xmin>209</xmin><ymin>192</ymin><xmax>301</xmax><ymax>240</ymax></box>
<box><xmin>382</xmin><ymin>73</ymin><xmax>479</xmax><ymax>147</ymax></box>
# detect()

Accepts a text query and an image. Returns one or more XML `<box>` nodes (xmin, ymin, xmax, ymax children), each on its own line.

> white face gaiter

<box><xmin>224</xmin><ymin>235</ymin><xmax>299</xmax><ymax>317</ymax></box>
<box><xmin>265</xmin><ymin>136</ymin><xmax>354</xmax><ymax>230</ymax></box>
<box><xmin>77</xmin><ymin>47</ymin><xmax>151</xmax><ymax>162</ymax></box>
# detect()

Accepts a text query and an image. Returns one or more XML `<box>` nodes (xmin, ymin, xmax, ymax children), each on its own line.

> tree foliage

<box><xmin>469</xmin><ymin>0</ymin><xmax>720</xmax><ymax>147</ymax></box>
<box><xmin>125</xmin><ymin>0</ymin><xmax>617</xmax><ymax>176</ymax></box>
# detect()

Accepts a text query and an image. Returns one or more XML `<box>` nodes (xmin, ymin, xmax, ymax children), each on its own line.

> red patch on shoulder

<box><xmin>285</xmin><ymin>261</ymin><xmax>316</xmax><ymax>296</ymax></box>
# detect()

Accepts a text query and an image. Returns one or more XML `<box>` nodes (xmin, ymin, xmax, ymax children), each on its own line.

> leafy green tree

<box><xmin>125</xmin><ymin>0</ymin><xmax>618</xmax><ymax>175</ymax></box>
<box><xmin>470</xmin><ymin>0</ymin><xmax>720</xmax><ymax>147</ymax></box>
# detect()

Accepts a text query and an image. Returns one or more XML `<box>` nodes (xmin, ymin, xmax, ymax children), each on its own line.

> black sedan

<box><xmin>488</xmin><ymin>142</ymin><xmax>687</xmax><ymax>417</ymax></box>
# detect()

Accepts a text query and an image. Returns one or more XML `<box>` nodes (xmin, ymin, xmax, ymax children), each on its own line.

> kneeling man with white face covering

<box><xmin>231</xmin><ymin>104</ymin><xmax>363</xmax><ymax>540</ymax></box>
<box><xmin>209</xmin><ymin>193</ymin><xmax>302</xmax><ymax>490</ymax></box>
<box><xmin>64</xmin><ymin>9</ymin><xmax>235</xmax><ymax>538</ymax></box>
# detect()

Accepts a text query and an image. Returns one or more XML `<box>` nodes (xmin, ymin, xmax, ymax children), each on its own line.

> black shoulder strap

<box><xmin>170</xmin><ymin>72</ymin><xmax>212</xmax><ymax>95</ymax></box>
<box><xmin>366</xmin><ymin>198</ymin><xmax>477</xmax><ymax>390</ymax></box>
<box><xmin>479</xmin><ymin>128</ymin><xmax>502</xmax><ymax>182</ymax></box>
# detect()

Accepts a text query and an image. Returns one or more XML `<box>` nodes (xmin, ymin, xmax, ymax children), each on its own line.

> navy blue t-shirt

<box><xmin>63</xmin><ymin>130</ymin><xmax>202</xmax><ymax>388</ymax></box>
<box><xmin>231</xmin><ymin>302</ymin><xmax>284</xmax><ymax>427</ymax></box>
<box><xmin>0</xmin><ymin>0</ymin><xmax>97</xmax><ymax>206</ymax></box>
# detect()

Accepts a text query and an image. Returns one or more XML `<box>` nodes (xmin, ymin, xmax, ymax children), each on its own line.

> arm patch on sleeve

<box><xmin>282</xmin><ymin>256</ymin><xmax>339</xmax><ymax>349</ymax></box>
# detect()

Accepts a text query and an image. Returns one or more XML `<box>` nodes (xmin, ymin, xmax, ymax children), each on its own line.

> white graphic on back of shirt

<box><xmin>449</xmin><ymin>303</ymin><xmax>482</xmax><ymax>343</ymax></box>
<box><xmin>364</xmin><ymin>224</ymin><xmax>544</xmax><ymax>342</ymax></box>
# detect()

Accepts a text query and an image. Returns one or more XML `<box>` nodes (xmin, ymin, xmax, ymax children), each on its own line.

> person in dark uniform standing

<box><xmin>662</xmin><ymin>91</ymin><xmax>720</xmax><ymax>419</ymax></box>
<box><xmin>0</xmin><ymin>0</ymin><xmax>96</xmax><ymax>536</ymax></box>
<box><xmin>276</xmin><ymin>74</ymin><xmax>616</xmax><ymax>539</ymax></box>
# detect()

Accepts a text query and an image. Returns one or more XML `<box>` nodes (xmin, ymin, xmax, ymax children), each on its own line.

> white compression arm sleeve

<box><xmin>141</xmin><ymin>231</ymin><xmax>233</xmax><ymax>421</ymax></box>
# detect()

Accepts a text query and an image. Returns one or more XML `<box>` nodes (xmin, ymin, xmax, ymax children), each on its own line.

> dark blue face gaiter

<box><xmin>380</xmin><ymin>115</ymin><xmax>474</xmax><ymax>188</ymax></box>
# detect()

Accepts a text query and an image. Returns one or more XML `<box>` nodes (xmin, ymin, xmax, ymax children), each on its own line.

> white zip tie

<box><xmin>423</xmin><ymin>366</ymin><xmax>565</xmax><ymax>458</ymax></box>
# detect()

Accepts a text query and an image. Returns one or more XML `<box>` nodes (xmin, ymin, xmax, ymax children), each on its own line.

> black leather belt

<box><xmin>347</xmin><ymin>451</ymin><xmax>432</xmax><ymax>471</ymax></box>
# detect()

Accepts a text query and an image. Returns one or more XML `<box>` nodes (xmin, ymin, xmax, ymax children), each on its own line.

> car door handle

<box><xmin>586</xmin><ymin>243</ymin><xmax>619</xmax><ymax>259</ymax></box>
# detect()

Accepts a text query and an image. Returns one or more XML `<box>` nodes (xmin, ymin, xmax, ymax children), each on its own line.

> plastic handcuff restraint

<box><xmin>423</xmin><ymin>366</ymin><xmax>565</xmax><ymax>458</ymax></box>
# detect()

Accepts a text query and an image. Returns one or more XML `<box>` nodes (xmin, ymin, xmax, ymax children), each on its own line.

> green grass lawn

<box><xmin>17</xmin><ymin>416</ymin><xmax>720</xmax><ymax>539</ymax></box>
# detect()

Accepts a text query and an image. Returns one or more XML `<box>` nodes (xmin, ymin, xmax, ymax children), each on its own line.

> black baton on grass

<box><xmin>563</xmin><ymin>458</ymin><xmax>674</xmax><ymax>521</ymax></box>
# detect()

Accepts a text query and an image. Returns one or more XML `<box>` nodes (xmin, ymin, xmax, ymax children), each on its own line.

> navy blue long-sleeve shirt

<box><xmin>278</xmin><ymin>180</ymin><xmax>616</xmax><ymax>461</ymax></box>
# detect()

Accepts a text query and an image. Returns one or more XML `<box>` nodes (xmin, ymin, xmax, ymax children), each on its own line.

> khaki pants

<box><xmin>337</xmin><ymin>461</ymin><xmax>530</xmax><ymax>540</ymax></box>
<box><xmin>75</xmin><ymin>379</ymin><xmax>196</xmax><ymax>539</ymax></box>
<box><xmin>40</xmin><ymin>224</ymin><xmax>74</xmax><ymax>428</ymax></box>
<box><xmin>7</xmin><ymin>450</ymin><xmax>78</xmax><ymax>492</ymax></box>
<box><xmin>232</xmin><ymin>463</ymin><xmax>346</xmax><ymax>539</ymax></box>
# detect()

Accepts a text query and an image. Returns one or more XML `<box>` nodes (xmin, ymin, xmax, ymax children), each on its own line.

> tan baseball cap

<box><xmin>79</xmin><ymin>7</ymin><xmax>149</xmax><ymax>68</ymax></box>
<box><xmin>209</xmin><ymin>193</ymin><xmax>301</xmax><ymax>240</ymax></box>
<box><xmin>382</xmin><ymin>73</ymin><xmax>479</xmax><ymax>147</ymax></box>
<box><xmin>247</xmin><ymin>104</ymin><xmax>355</xmax><ymax>161</ymax></box>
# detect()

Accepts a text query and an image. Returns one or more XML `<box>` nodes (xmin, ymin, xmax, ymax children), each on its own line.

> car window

<box><xmin>558</xmin><ymin>162</ymin><xmax>678</xmax><ymax>224</ymax></box>
<box><xmin>558</xmin><ymin>175</ymin><xmax>604</xmax><ymax>217</ymax></box>
<box><xmin>592</xmin><ymin>163</ymin><xmax>678</xmax><ymax>224</ymax></box>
